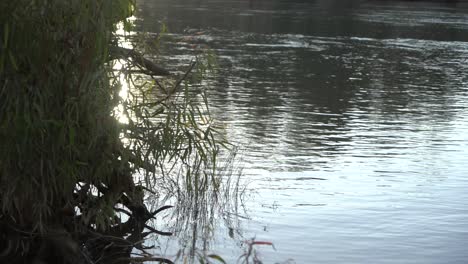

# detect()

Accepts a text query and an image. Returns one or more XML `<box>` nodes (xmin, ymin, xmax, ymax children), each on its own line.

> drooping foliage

<box><xmin>0</xmin><ymin>0</ymin><xmax>128</xmax><ymax>230</ymax></box>
<box><xmin>0</xmin><ymin>0</ymin><xmax>223</xmax><ymax>263</ymax></box>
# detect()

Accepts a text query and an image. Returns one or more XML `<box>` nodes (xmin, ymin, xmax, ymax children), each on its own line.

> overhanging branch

<box><xmin>110</xmin><ymin>46</ymin><xmax>170</xmax><ymax>76</ymax></box>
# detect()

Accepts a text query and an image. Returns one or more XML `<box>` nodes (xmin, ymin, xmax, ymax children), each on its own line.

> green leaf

<box><xmin>123</xmin><ymin>19</ymin><xmax>134</xmax><ymax>32</ymax></box>
<box><xmin>69</xmin><ymin>126</ymin><xmax>75</xmax><ymax>146</ymax></box>
<box><xmin>3</xmin><ymin>23</ymin><xmax>9</xmax><ymax>47</ymax></box>
<box><xmin>197</xmin><ymin>257</ymin><xmax>204</xmax><ymax>264</ymax></box>
<box><xmin>207</xmin><ymin>254</ymin><xmax>227</xmax><ymax>264</ymax></box>
<box><xmin>8</xmin><ymin>51</ymin><xmax>18</xmax><ymax>70</ymax></box>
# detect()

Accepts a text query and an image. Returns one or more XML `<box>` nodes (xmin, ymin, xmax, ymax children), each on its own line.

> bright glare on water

<box><xmin>135</xmin><ymin>0</ymin><xmax>468</xmax><ymax>263</ymax></box>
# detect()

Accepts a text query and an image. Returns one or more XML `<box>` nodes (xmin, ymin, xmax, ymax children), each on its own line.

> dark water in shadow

<box><xmin>135</xmin><ymin>0</ymin><xmax>468</xmax><ymax>263</ymax></box>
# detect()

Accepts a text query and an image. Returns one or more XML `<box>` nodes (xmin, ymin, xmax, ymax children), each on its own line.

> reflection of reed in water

<box><xmin>144</xmin><ymin>148</ymin><xmax>247</xmax><ymax>263</ymax></box>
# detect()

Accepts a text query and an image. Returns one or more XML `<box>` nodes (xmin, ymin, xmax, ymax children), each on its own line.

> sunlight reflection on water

<box><xmin>134</xmin><ymin>0</ymin><xmax>468</xmax><ymax>263</ymax></box>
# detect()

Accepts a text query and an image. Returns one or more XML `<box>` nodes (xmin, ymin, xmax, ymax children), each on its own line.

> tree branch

<box><xmin>110</xmin><ymin>46</ymin><xmax>170</xmax><ymax>76</ymax></box>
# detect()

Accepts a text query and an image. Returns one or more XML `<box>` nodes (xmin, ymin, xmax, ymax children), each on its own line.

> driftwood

<box><xmin>110</xmin><ymin>46</ymin><xmax>170</xmax><ymax>76</ymax></box>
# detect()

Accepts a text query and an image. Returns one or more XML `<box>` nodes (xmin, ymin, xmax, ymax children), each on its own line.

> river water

<box><xmin>134</xmin><ymin>0</ymin><xmax>468</xmax><ymax>263</ymax></box>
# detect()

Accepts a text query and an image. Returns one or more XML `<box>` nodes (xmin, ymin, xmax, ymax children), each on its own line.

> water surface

<box><xmin>135</xmin><ymin>0</ymin><xmax>468</xmax><ymax>263</ymax></box>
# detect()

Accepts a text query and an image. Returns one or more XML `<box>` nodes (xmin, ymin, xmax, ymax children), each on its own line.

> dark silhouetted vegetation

<box><xmin>0</xmin><ymin>1</ymin><xmax>224</xmax><ymax>263</ymax></box>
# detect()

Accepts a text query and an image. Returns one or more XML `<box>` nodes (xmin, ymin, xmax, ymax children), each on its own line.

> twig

<box><xmin>130</xmin><ymin>257</ymin><xmax>174</xmax><ymax>264</ymax></box>
<box><xmin>144</xmin><ymin>224</ymin><xmax>172</xmax><ymax>236</ymax></box>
